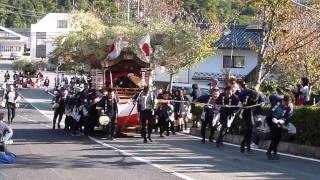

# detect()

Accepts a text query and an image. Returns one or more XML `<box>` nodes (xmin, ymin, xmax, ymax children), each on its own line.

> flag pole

<box><xmin>109</xmin><ymin>70</ymin><xmax>113</xmax><ymax>88</ymax></box>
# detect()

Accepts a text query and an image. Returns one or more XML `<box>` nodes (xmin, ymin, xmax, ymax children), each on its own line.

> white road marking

<box><xmin>23</xmin><ymin>91</ymin><xmax>320</xmax><ymax>165</ymax></box>
<box><xmin>88</xmin><ymin>136</ymin><xmax>195</xmax><ymax>180</ymax></box>
<box><xmin>21</xmin><ymin>91</ymin><xmax>195</xmax><ymax>180</ymax></box>
<box><xmin>20</xmin><ymin>94</ymin><xmax>65</xmax><ymax>127</ymax></box>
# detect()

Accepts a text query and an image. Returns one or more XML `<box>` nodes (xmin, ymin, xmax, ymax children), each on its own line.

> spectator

<box><xmin>0</xmin><ymin>113</ymin><xmax>13</xmax><ymax>144</ymax></box>
<box><xmin>0</xmin><ymin>131</ymin><xmax>16</xmax><ymax>164</ymax></box>
<box><xmin>13</xmin><ymin>71</ymin><xmax>18</xmax><ymax>81</ymax></box>
<box><xmin>5</xmin><ymin>85</ymin><xmax>20</xmax><ymax>124</ymax></box>
<box><xmin>173</xmin><ymin>89</ymin><xmax>186</xmax><ymax>132</ymax></box>
<box><xmin>293</xmin><ymin>84</ymin><xmax>304</xmax><ymax>105</ymax></box>
<box><xmin>208</xmin><ymin>79</ymin><xmax>219</xmax><ymax>93</ymax></box>
<box><xmin>300</xmin><ymin>77</ymin><xmax>310</xmax><ymax>103</ymax></box>
<box><xmin>4</xmin><ymin>70</ymin><xmax>10</xmax><ymax>82</ymax></box>
<box><xmin>227</xmin><ymin>76</ymin><xmax>240</xmax><ymax>95</ymax></box>
<box><xmin>155</xmin><ymin>91</ymin><xmax>174</xmax><ymax>137</ymax></box>
<box><xmin>190</xmin><ymin>84</ymin><xmax>201</xmax><ymax>127</ymax></box>
<box><xmin>44</xmin><ymin>77</ymin><xmax>50</xmax><ymax>92</ymax></box>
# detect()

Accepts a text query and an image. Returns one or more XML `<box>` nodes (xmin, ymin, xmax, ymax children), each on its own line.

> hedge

<box><xmin>12</xmin><ymin>58</ymin><xmax>51</xmax><ymax>74</ymax></box>
<box><xmin>193</xmin><ymin>104</ymin><xmax>320</xmax><ymax>147</ymax></box>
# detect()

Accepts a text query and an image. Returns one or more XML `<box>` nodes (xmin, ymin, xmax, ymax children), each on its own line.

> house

<box><xmin>9</xmin><ymin>28</ymin><xmax>31</xmax><ymax>54</ymax></box>
<box><xmin>30</xmin><ymin>13</ymin><xmax>71</xmax><ymax>58</ymax></box>
<box><xmin>154</xmin><ymin>25</ymin><xmax>259</xmax><ymax>87</ymax></box>
<box><xmin>0</xmin><ymin>26</ymin><xmax>28</xmax><ymax>59</ymax></box>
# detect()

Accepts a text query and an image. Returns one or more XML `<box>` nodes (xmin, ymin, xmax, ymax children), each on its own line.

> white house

<box><xmin>154</xmin><ymin>25</ymin><xmax>259</xmax><ymax>86</ymax></box>
<box><xmin>0</xmin><ymin>26</ymin><xmax>28</xmax><ymax>59</ymax></box>
<box><xmin>30</xmin><ymin>13</ymin><xmax>71</xmax><ymax>58</ymax></box>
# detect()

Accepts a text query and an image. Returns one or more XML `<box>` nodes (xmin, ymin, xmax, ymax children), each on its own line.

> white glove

<box><xmin>277</xmin><ymin>119</ymin><xmax>285</xmax><ymax>124</ymax></box>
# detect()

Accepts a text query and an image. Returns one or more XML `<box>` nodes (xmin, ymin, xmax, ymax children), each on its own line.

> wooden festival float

<box><xmin>92</xmin><ymin>48</ymin><xmax>152</xmax><ymax>132</ymax></box>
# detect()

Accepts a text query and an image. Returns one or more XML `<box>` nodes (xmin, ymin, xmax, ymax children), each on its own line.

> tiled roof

<box><xmin>192</xmin><ymin>72</ymin><xmax>245</xmax><ymax>81</ymax></box>
<box><xmin>8</xmin><ymin>28</ymin><xmax>30</xmax><ymax>38</ymax></box>
<box><xmin>212</xmin><ymin>25</ymin><xmax>259</xmax><ymax>50</ymax></box>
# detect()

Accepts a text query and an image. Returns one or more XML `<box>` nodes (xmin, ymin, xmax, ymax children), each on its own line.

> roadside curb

<box><xmin>188</xmin><ymin>127</ymin><xmax>320</xmax><ymax>161</ymax></box>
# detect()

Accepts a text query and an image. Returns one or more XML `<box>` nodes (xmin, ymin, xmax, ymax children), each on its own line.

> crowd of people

<box><xmin>4</xmin><ymin>70</ymin><xmax>50</xmax><ymax>90</ymax></box>
<box><xmin>52</xmin><ymin>84</ymin><xmax>119</xmax><ymax>140</ymax></box>
<box><xmin>2</xmin><ymin>69</ymin><xmax>310</xmax><ymax>162</ymax></box>
<box><xmin>49</xmin><ymin>73</ymin><xmax>298</xmax><ymax>161</ymax></box>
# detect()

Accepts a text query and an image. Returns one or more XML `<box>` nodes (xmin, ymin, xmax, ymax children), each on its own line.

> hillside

<box><xmin>0</xmin><ymin>0</ymin><xmax>255</xmax><ymax>28</ymax></box>
<box><xmin>0</xmin><ymin>0</ymin><xmax>90</xmax><ymax>28</ymax></box>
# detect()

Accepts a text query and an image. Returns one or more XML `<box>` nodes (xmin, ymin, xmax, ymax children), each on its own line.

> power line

<box><xmin>0</xmin><ymin>9</ymin><xmax>43</xmax><ymax>18</ymax></box>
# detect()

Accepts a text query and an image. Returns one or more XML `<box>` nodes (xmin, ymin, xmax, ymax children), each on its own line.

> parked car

<box><xmin>167</xmin><ymin>83</ymin><xmax>210</xmax><ymax>100</ymax></box>
<box><xmin>10</xmin><ymin>53</ymin><xmax>18</xmax><ymax>60</ymax></box>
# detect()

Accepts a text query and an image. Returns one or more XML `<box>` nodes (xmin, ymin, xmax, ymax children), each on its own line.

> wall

<box><xmin>154</xmin><ymin>49</ymin><xmax>258</xmax><ymax>86</ymax></box>
<box><xmin>30</xmin><ymin>13</ymin><xmax>71</xmax><ymax>58</ymax></box>
<box><xmin>153</xmin><ymin>67</ymin><xmax>190</xmax><ymax>84</ymax></box>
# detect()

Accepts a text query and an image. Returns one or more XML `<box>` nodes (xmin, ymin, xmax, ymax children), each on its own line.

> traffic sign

<box><xmin>58</xmin><ymin>56</ymin><xmax>64</xmax><ymax>64</ymax></box>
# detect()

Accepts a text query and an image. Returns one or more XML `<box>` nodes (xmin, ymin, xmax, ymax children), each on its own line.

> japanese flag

<box><xmin>139</xmin><ymin>34</ymin><xmax>152</xmax><ymax>60</ymax></box>
<box><xmin>108</xmin><ymin>37</ymin><xmax>123</xmax><ymax>60</ymax></box>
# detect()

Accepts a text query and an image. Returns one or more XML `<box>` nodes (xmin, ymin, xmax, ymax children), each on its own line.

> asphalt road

<box><xmin>0</xmin><ymin>89</ymin><xmax>180</xmax><ymax>180</ymax></box>
<box><xmin>0</xmin><ymin>88</ymin><xmax>319</xmax><ymax>180</ymax></box>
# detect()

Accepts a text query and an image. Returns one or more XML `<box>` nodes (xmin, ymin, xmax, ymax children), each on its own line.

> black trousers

<box><xmin>267</xmin><ymin>116</ymin><xmax>282</xmax><ymax>154</ymax></box>
<box><xmin>216</xmin><ymin>113</ymin><xmax>231</xmax><ymax>145</ymax></box>
<box><xmin>241</xmin><ymin>110</ymin><xmax>254</xmax><ymax>149</ymax></box>
<box><xmin>84</xmin><ymin>116</ymin><xmax>96</xmax><ymax>136</ymax></box>
<box><xmin>7</xmin><ymin>102</ymin><xmax>16</xmax><ymax>123</ymax></box>
<box><xmin>71</xmin><ymin>118</ymin><xmax>79</xmax><ymax>134</ymax></box>
<box><xmin>201</xmin><ymin>116</ymin><xmax>215</xmax><ymax>141</ymax></box>
<box><xmin>191</xmin><ymin>104</ymin><xmax>198</xmax><ymax>127</ymax></box>
<box><xmin>53</xmin><ymin>108</ymin><xmax>64</xmax><ymax>127</ymax></box>
<box><xmin>158</xmin><ymin>118</ymin><xmax>170</xmax><ymax>135</ymax></box>
<box><xmin>106</xmin><ymin>117</ymin><xmax>116</xmax><ymax>138</ymax></box>
<box><xmin>64</xmin><ymin>116</ymin><xmax>72</xmax><ymax>131</ymax></box>
<box><xmin>140</xmin><ymin>110</ymin><xmax>154</xmax><ymax>139</ymax></box>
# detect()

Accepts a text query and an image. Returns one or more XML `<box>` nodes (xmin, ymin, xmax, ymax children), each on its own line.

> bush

<box><xmin>194</xmin><ymin>105</ymin><xmax>320</xmax><ymax>146</ymax></box>
<box><xmin>12</xmin><ymin>58</ymin><xmax>50</xmax><ymax>75</ymax></box>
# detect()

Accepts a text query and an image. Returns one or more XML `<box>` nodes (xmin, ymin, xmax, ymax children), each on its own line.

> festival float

<box><xmin>92</xmin><ymin>47</ymin><xmax>152</xmax><ymax>133</ymax></box>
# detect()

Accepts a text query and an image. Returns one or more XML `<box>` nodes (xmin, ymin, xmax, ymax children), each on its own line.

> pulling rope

<box><xmin>157</xmin><ymin>99</ymin><xmax>265</xmax><ymax>109</ymax></box>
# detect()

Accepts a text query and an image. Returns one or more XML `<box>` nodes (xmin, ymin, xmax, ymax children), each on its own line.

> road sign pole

<box><xmin>56</xmin><ymin>56</ymin><xmax>64</xmax><ymax>87</ymax></box>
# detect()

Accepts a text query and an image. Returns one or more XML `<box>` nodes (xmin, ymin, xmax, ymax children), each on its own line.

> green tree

<box><xmin>12</xmin><ymin>15</ymin><xmax>25</xmax><ymax>28</ymax></box>
<box><xmin>182</xmin><ymin>0</ymin><xmax>255</xmax><ymax>24</ymax></box>
<box><xmin>53</xmin><ymin>7</ymin><xmax>221</xmax><ymax>91</ymax></box>
<box><xmin>249</xmin><ymin>0</ymin><xmax>320</xmax><ymax>91</ymax></box>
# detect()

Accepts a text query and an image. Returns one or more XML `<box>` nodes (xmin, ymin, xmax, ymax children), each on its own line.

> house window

<box><xmin>223</xmin><ymin>56</ymin><xmax>245</xmax><ymax>68</ymax></box>
<box><xmin>36</xmin><ymin>45</ymin><xmax>46</xmax><ymax>58</ymax></box>
<box><xmin>0</xmin><ymin>45</ymin><xmax>22</xmax><ymax>52</ymax></box>
<box><xmin>57</xmin><ymin>20</ymin><xmax>68</xmax><ymax>28</ymax></box>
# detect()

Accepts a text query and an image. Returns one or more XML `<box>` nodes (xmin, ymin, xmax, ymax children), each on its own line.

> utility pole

<box><xmin>127</xmin><ymin>0</ymin><xmax>130</xmax><ymax>22</ymax></box>
<box><xmin>137</xmin><ymin>0</ymin><xmax>140</xmax><ymax>18</ymax></box>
